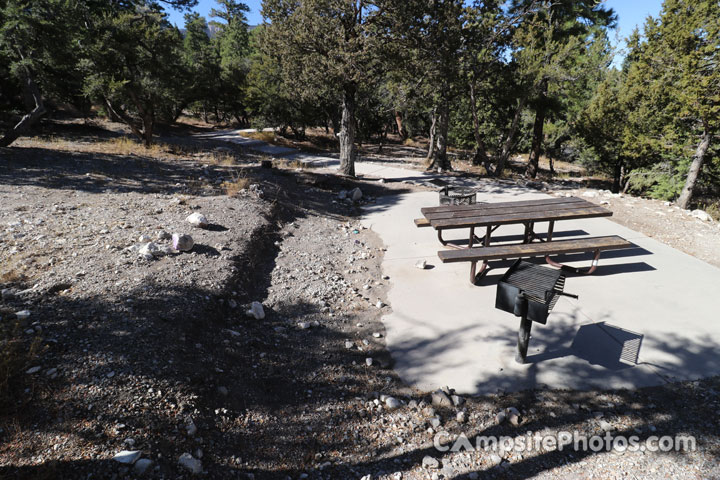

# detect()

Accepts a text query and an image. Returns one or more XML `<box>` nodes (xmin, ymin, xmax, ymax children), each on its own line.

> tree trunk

<box><xmin>526</xmin><ymin>80</ymin><xmax>549</xmax><ymax>179</ymax></box>
<box><xmin>142</xmin><ymin>111</ymin><xmax>154</xmax><ymax>147</ymax></box>
<box><xmin>104</xmin><ymin>98</ymin><xmax>144</xmax><ymax>143</ymax></box>
<box><xmin>425</xmin><ymin>106</ymin><xmax>438</xmax><ymax>163</ymax></box>
<box><xmin>427</xmin><ymin>101</ymin><xmax>451</xmax><ymax>172</ymax></box>
<box><xmin>469</xmin><ymin>80</ymin><xmax>492</xmax><ymax>174</ymax></box>
<box><xmin>495</xmin><ymin>96</ymin><xmax>526</xmax><ymax>176</ymax></box>
<box><xmin>0</xmin><ymin>74</ymin><xmax>46</xmax><ymax>148</ymax></box>
<box><xmin>394</xmin><ymin>110</ymin><xmax>407</xmax><ymax>139</ymax></box>
<box><xmin>525</xmin><ymin>107</ymin><xmax>546</xmax><ymax>179</ymax></box>
<box><xmin>612</xmin><ymin>159</ymin><xmax>623</xmax><ymax>194</ymax></box>
<box><xmin>677</xmin><ymin>123</ymin><xmax>712</xmax><ymax>209</ymax></box>
<box><xmin>338</xmin><ymin>84</ymin><xmax>357</xmax><ymax>177</ymax></box>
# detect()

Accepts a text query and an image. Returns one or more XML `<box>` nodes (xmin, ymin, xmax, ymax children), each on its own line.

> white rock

<box><xmin>186</xmin><ymin>212</ymin><xmax>209</xmax><ymax>228</ymax></box>
<box><xmin>456</xmin><ymin>411</ymin><xmax>466</xmax><ymax>423</ymax></box>
<box><xmin>365</xmin><ymin>357</ymin><xmax>373</xmax><ymax>366</ymax></box>
<box><xmin>246</xmin><ymin>301</ymin><xmax>265</xmax><ymax>320</ymax></box>
<box><xmin>431</xmin><ymin>389</ymin><xmax>452</xmax><ymax>407</ymax></box>
<box><xmin>345</xmin><ymin>341</ymin><xmax>354</xmax><ymax>349</ymax></box>
<box><xmin>26</xmin><ymin>366</ymin><xmax>41</xmax><ymax>374</ymax></box>
<box><xmin>297</xmin><ymin>322</ymin><xmax>311</xmax><ymax>330</ymax></box>
<box><xmin>691</xmin><ymin>209</ymin><xmax>713</xmax><ymax>222</ymax></box>
<box><xmin>172</xmin><ymin>233</ymin><xmax>194</xmax><ymax>252</ymax></box>
<box><xmin>350</xmin><ymin>187</ymin><xmax>363</xmax><ymax>201</ymax></box>
<box><xmin>138</xmin><ymin>234</ymin><xmax>151</xmax><ymax>242</ymax></box>
<box><xmin>375</xmin><ymin>300</ymin><xmax>384</xmax><ymax>309</ymax></box>
<box><xmin>15</xmin><ymin>310</ymin><xmax>31</xmax><ymax>320</ymax></box>
<box><xmin>138</xmin><ymin>242</ymin><xmax>162</xmax><ymax>259</ymax></box>
<box><xmin>178</xmin><ymin>453</ymin><xmax>202</xmax><ymax>474</ymax></box>
<box><xmin>422</xmin><ymin>456</ymin><xmax>440</xmax><ymax>469</ymax></box>
<box><xmin>451</xmin><ymin>394</ymin><xmax>464</xmax><ymax>406</ymax></box>
<box><xmin>415</xmin><ymin>259</ymin><xmax>427</xmax><ymax>270</ymax></box>
<box><xmin>429</xmin><ymin>416</ymin><xmax>441</xmax><ymax>429</ymax></box>
<box><xmin>496</xmin><ymin>410</ymin><xmax>507</xmax><ymax>424</ymax></box>
<box><xmin>582</xmin><ymin>191</ymin><xmax>598</xmax><ymax>198</ymax></box>
<box><xmin>384</xmin><ymin>396</ymin><xmax>402</xmax><ymax>410</ymax></box>
<box><xmin>372</xmin><ymin>332</ymin><xmax>382</xmax><ymax>338</ymax></box>
<box><xmin>113</xmin><ymin>450</ymin><xmax>142</xmax><ymax>464</ymax></box>
<box><xmin>490</xmin><ymin>453</ymin><xmax>502</xmax><ymax>465</ymax></box>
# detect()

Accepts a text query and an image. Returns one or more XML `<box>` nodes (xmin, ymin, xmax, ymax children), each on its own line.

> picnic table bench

<box><xmin>416</xmin><ymin>196</ymin><xmax>633</xmax><ymax>284</ymax></box>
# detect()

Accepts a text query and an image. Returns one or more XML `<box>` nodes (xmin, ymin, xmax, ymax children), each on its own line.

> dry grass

<box><xmin>221</xmin><ymin>172</ymin><xmax>251</xmax><ymax>197</ymax></box>
<box><xmin>207</xmin><ymin>152</ymin><xmax>237</xmax><ymax>166</ymax></box>
<box><xmin>242</xmin><ymin>130</ymin><xmax>275</xmax><ymax>143</ymax></box>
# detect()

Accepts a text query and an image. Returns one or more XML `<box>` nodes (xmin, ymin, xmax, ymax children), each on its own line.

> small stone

<box><xmin>350</xmin><ymin>187</ymin><xmax>363</xmax><ymax>201</ymax></box>
<box><xmin>375</xmin><ymin>300</ymin><xmax>384</xmax><ymax>309</ymax></box>
<box><xmin>365</xmin><ymin>357</ymin><xmax>373</xmax><ymax>366</ymax></box>
<box><xmin>246</xmin><ymin>301</ymin><xmax>265</xmax><ymax>320</ymax></box>
<box><xmin>456</xmin><ymin>411</ymin><xmax>466</xmax><ymax>423</ymax></box>
<box><xmin>186</xmin><ymin>419</ymin><xmax>198</xmax><ymax>436</ymax></box>
<box><xmin>172</xmin><ymin>233</ymin><xmax>194</xmax><ymax>252</ymax></box>
<box><xmin>133</xmin><ymin>458</ymin><xmax>153</xmax><ymax>475</ymax></box>
<box><xmin>372</xmin><ymin>332</ymin><xmax>382</xmax><ymax>338</ymax></box>
<box><xmin>415</xmin><ymin>259</ymin><xmax>427</xmax><ymax>270</ymax></box>
<box><xmin>431</xmin><ymin>389</ymin><xmax>452</xmax><ymax>407</ymax></box>
<box><xmin>26</xmin><ymin>366</ymin><xmax>41</xmax><ymax>374</ymax></box>
<box><xmin>451</xmin><ymin>394</ymin><xmax>464</xmax><ymax>406</ymax></box>
<box><xmin>106</xmin><ymin>371</ymin><xmax>115</xmax><ymax>378</ymax></box>
<box><xmin>496</xmin><ymin>411</ymin><xmax>507</xmax><ymax>424</ymax></box>
<box><xmin>599</xmin><ymin>420</ymin><xmax>614</xmax><ymax>432</ymax></box>
<box><xmin>338</xmin><ymin>190</ymin><xmax>347</xmax><ymax>200</ymax></box>
<box><xmin>178</xmin><ymin>453</ymin><xmax>202</xmax><ymax>474</ymax></box>
<box><xmin>156</xmin><ymin>230</ymin><xmax>172</xmax><ymax>241</ymax></box>
<box><xmin>1</xmin><ymin>288</ymin><xmax>16</xmax><ymax>300</ymax></box>
<box><xmin>15</xmin><ymin>310</ymin><xmax>31</xmax><ymax>320</ymax></box>
<box><xmin>45</xmin><ymin>368</ymin><xmax>57</xmax><ymax>376</ymax></box>
<box><xmin>384</xmin><ymin>397</ymin><xmax>402</xmax><ymax>410</ymax></box>
<box><xmin>382</xmin><ymin>275</ymin><xmax>390</xmax><ymax>280</ymax></box>
<box><xmin>429</xmin><ymin>416</ymin><xmax>441</xmax><ymax>429</ymax></box>
<box><xmin>297</xmin><ymin>322</ymin><xmax>311</xmax><ymax>330</ymax></box>
<box><xmin>345</xmin><ymin>341</ymin><xmax>354</xmax><ymax>349</ymax></box>
<box><xmin>422</xmin><ymin>456</ymin><xmax>440</xmax><ymax>469</ymax></box>
<box><xmin>113</xmin><ymin>450</ymin><xmax>142</xmax><ymax>465</ymax></box>
<box><xmin>138</xmin><ymin>242</ymin><xmax>162</xmax><ymax>259</ymax></box>
<box><xmin>490</xmin><ymin>453</ymin><xmax>502</xmax><ymax>466</ymax></box>
<box><xmin>138</xmin><ymin>234</ymin><xmax>152</xmax><ymax>242</ymax></box>
<box><xmin>186</xmin><ymin>212</ymin><xmax>209</xmax><ymax>228</ymax></box>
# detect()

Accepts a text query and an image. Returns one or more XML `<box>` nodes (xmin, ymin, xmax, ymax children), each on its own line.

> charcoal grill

<box><xmin>439</xmin><ymin>186</ymin><xmax>477</xmax><ymax>206</ymax></box>
<box><xmin>496</xmin><ymin>260</ymin><xmax>578</xmax><ymax>363</ymax></box>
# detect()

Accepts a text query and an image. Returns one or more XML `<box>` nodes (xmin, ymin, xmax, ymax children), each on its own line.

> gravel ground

<box><xmin>0</xmin><ymin>127</ymin><xmax>718</xmax><ymax>479</ymax></box>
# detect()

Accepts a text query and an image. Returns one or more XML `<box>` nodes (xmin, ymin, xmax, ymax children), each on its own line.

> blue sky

<box><xmin>164</xmin><ymin>0</ymin><xmax>664</xmax><ymax>46</ymax></box>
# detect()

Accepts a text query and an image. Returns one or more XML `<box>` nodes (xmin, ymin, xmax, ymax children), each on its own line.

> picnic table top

<box><xmin>422</xmin><ymin>196</ymin><xmax>612</xmax><ymax>229</ymax></box>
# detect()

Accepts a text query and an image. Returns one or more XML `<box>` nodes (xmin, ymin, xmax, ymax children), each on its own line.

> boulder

<box><xmin>172</xmin><ymin>233</ymin><xmax>195</xmax><ymax>252</ymax></box>
<box><xmin>186</xmin><ymin>212</ymin><xmax>209</xmax><ymax>228</ymax></box>
<box><xmin>691</xmin><ymin>209</ymin><xmax>713</xmax><ymax>222</ymax></box>
<box><xmin>350</xmin><ymin>187</ymin><xmax>363</xmax><ymax>201</ymax></box>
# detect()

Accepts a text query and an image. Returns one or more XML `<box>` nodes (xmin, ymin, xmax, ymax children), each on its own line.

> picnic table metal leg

<box><xmin>547</xmin><ymin>220</ymin><xmax>554</xmax><ymax>241</ymax></box>
<box><xmin>545</xmin><ymin>248</ymin><xmax>602</xmax><ymax>274</ymax></box>
<box><xmin>469</xmin><ymin>226</ymin><xmax>493</xmax><ymax>284</ymax></box>
<box><xmin>468</xmin><ymin>227</ymin><xmax>475</xmax><ymax>248</ymax></box>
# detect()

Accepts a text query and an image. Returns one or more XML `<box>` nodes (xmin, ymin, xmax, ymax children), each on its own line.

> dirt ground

<box><xmin>0</xmin><ymin>122</ymin><xmax>718</xmax><ymax>479</ymax></box>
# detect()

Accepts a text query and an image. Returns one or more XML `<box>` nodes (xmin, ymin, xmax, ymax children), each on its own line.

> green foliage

<box><xmin>80</xmin><ymin>5</ymin><xmax>187</xmax><ymax>144</ymax></box>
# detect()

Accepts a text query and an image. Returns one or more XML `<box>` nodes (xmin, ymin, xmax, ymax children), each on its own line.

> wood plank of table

<box><xmin>424</xmin><ymin>199</ymin><xmax>600</xmax><ymax>220</ymax></box>
<box><xmin>429</xmin><ymin>205</ymin><xmax>612</xmax><ymax>230</ymax></box>
<box><xmin>438</xmin><ymin>235</ymin><xmax>632</xmax><ymax>262</ymax></box>
<box><xmin>421</xmin><ymin>196</ymin><xmax>587</xmax><ymax>215</ymax></box>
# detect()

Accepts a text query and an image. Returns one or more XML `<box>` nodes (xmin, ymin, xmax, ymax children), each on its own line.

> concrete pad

<box><xmin>361</xmin><ymin>187</ymin><xmax>720</xmax><ymax>395</ymax></box>
<box><xmin>206</xmin><ymin>130</ymin><xmax>720</xmax><ymax>393</ymax></box>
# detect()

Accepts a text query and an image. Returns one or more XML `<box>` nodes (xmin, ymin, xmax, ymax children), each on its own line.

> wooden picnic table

<box><xmin>420</xmin><ymin>196</ymin><xmax>613</xmax><ymax>249</ymax></box>
<box><xmin>417</xmin><ymin>196</ymin><xmax>631</xmax><ymax>284</ymax></box>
